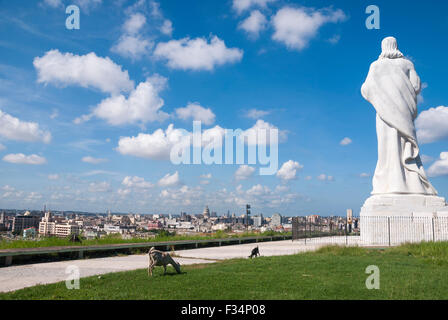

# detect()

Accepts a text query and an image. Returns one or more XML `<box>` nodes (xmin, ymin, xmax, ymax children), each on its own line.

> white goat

<box><xmin>148</xmin><ymin>247</ymin><xmax>182</xmax><ymax>276</ymax></box>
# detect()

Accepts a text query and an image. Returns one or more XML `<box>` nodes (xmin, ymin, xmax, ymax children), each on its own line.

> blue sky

<box><xmin>0</xmin><ymin>0</ymin><xmax>447</xmax><ymax>216</ymax></box>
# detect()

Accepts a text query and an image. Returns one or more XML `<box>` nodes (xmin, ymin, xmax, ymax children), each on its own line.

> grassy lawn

<box><xmin>1</xmin><ymin>242</ymin><xmax>448</xmax><ymax>300</ymax></box>
<box><xmin>0</xmin><ymin>231</ymin><xmax>288</xmax><ymax>250</ymax></box>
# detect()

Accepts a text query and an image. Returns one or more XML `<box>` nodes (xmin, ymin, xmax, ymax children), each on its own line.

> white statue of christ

<box><xmin>361</xmin><ymin>37</ymin><xmax>437</xmax><ymax>195</ymax></box>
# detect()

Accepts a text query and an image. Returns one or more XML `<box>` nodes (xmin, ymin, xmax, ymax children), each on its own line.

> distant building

<box><xmin>23</xmin><ymin>227</ymin><xmax>37</xmax><ymax>238</ymax></box>
<box><xmin>39</xmin><ymin>212</ymin><xmax>80</xmax><ymax>237</ymax></box>
<box><xmin>147</xmin><ymin>221</ymin><xmax>163</xmax><ymax>230</ymax></box>
<box><xmin>0</xmin><ymin>211</ymin><xmax>6</xmax><ymax>231</ymax></box>
<box><xmin>166</xmin><ymin>218</ymin><xmax>177</xmax><ymax>228</ymax></box>
<box><xmin>253</xmin><ymin>215</ymin><xmax>263</xmax><ymax>227</ymax></box>
<box><xmin>104</xmin><ymin>224</ymin><xmax>121</xmax><ymax>234</ymax></box>
<box><xmin>307</xmin><ymin>215</ymin><xmax>320</xmax><ymax>224</ymax></box>
<box><xmin>212</xmin><ymin>223</ymin><xmax>227</xmax><ymax>231</ymax></box>
<box><xmin>12</xmin><ymin>213</ymin><xmax>40</xmax><ymax>234</ymax></box>
<box><xmin>178</xmin><ymin>222</ymin><xmax>194</xmax><ymax>230</ymax></box>
<box><xmin>346</xmin><ymin>209</ymin><xmax>353</xmax><ymax>224</ymax></box>
<box><xmin>203</xmin><ymin>206</ymin><xmax>210</xmax><ymax>218</ymax></box>
<box><xmin>84</xmin><ymin>230</ymin><xmax>101</xmax><ymax>239</ymax></box>
<box><xmin>353</xmin><ymin>218</ymin><xmax>359</xmax><ymax>229</ymax></box>
<box><xmin>271</xmin><ymin>213</ymin><xmax>282</xmax><ymax>227</ymax></box>
<box><xmin>55</xmin><ymin>224</ymin><xmax>80</xmax><ymax>237</ymax></box>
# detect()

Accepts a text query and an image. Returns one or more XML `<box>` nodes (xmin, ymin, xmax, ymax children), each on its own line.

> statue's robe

<box><xmin>361</xmin><ymin>57</ymin><xmax>437</xmax><ymax>195</ymax></box>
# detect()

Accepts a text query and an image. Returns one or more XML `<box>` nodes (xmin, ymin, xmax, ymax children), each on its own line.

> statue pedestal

<box><xmin>360</xmin><ymin>194</ymin><xmax>448</xmax><ymax>245</ymax></box>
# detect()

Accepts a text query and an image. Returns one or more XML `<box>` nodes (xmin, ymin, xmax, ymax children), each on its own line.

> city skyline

<box><xmin>1</xmin><ymin>0</ymin><xmax>448</xmax><ymax>216</ymax></box>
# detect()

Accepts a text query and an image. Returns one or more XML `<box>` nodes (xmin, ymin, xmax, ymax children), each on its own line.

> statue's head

<box><xmin>379</xmin><ymin>36</ymin><xmax>404</xmax><ymax>59</ymax></box>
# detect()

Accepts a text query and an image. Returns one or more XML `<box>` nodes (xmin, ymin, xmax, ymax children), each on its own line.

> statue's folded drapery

<box><xmin>361</xmin><ymin>58</ymin><xmax>437</xmax><ymax>195</ymax></box>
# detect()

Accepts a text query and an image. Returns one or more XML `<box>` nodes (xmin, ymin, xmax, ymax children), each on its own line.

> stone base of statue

<box><xmin>360</xmin><ymin>194</ymin><xmax>448</xmax><ymax>245</ymax></box>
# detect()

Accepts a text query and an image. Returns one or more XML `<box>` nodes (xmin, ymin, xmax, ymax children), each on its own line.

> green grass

<box><xmin>0</xmin><ymin>231</ymin><xmax>288</xmax><ymax>250</ymax></box>
<box><xmin>2</xmin><ymin>242</ymin><xmax>448</xmax><ymax>300</ymax></box>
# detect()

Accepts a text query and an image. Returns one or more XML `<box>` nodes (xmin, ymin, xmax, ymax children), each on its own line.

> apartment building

<box><xmin>39</xmin><ymin>212</ymin><xmax>80</xmax><ymax>237</ymax></box>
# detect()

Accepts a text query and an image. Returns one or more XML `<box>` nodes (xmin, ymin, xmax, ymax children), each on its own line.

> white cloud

<box><xmin>116</xmin><ymin>120</ymin><xmax>282</xmax><ymax>161</ymax></box>
<box><xmin>276</xmin><ymin>160</ymin><xmax>303</xmax><ymax>181</ymax></box>
<box><xmin>201</xmin><ymin>126</ymin><xmax>226</xmax><ymax>146</ymax></box>
<box><xmin>73</xmin><ymin>0</ymin><xmax>102</xmax><ymax>11</ymax></box>
<box><xmin>88</xmin><ymin>181</ymin><xmax>111</xmax><ymax>193</ymax></box>
<box><xmin>25</xmin><ymin>192</ymin><xmax>43</xmax><ymax>202</ymax></box>
<box><xmin>68</xmin><ymin>139</ymin><xmax>105</xmax><ymax>152</ymax></box>
<box><xmin>417</xmin><ymin>82</ymin><xmax>428</xmax><ymax>105</ymax></box>
<box><xmin>160</xmin><ymin>20</ymin><xmax>173</xmax><ymax>36</ymax></box>
<box><xmin>421</xmin><ymin>154</ymin><xmax>434</xmax><ymax>164</ymax></box>
<box><xmin>91</xmin><ymin>76</ymin><xmax>169</xmax><ymax>126</ymax></box>
<box><xmin>117</xmin><ymin>124</ymin><xmax>188</xmax><ymax>160</ymax></box>
<box><xmin>50</xmin><ymin>109</ymin><xmax>59</xmax><ymax>119</ymax></box>
<box><xmin>317</xmin><ymin>174</ymin><xmax>334</xmax><ymax>181</ymax></box>
<box><xmin>238</xmin><ymin>10</ymin><xmax>267</xmax><ymax>38</ymax></box>
<box><xmin>327</xmin><ymin>34</ymin><xmax>341</xmax><ymax>44</ymax></box>
<box><xmin>272</xmin><ymin>7</ymin><xmax>347</xmax><ymax>51</ymax></box>
<box><xmin>360</xmin><ymin>173</ymin><xmax>370</xmax><ymax>178</ymax></box>
<box><xmin>122</xmin><ymin>176</ymin><xmax>153</xmax><ymax>189</ymax></box>
<box><xmin>34</xmin><ymin>50</ymin><xmax>134</xmax><ymax>95</ymax></box>
<box><xmin>247</xmin><ymin>184</ymin><xmax>271</xmax><ymax>196</ymax></box>
<box><xmin>154</xmin><ymin>35</ymin><xmax>243</xmax><ymax>71</ymax></box>
<box><xmin>0</xmin><ymin>109</ymin><xmax>51</xmax><ymax>143</ymax></box>
<box><xmin>305</xmin><ymin>175</ymin><xmax>312</xmax><ymax>180</ymax></box>
<box><xmin>2</xmin><ymin>185</ymin><xmax>15</xmax><ymax>192</ymax></box>
<box><xmin>0</xmin><ymin>143</ymin><xmax>5</xmax><ymax>151</ymax></box>
<box><xmin>42</xmin><ymin>0</ymin><xmax>63</xmax><ymax>8</ymax></box>
<box><xmin>232</xmin><ymin>0</ymin><xmax>276</xmax><ymax>14</ymax></box>
<box><xmin>199</xmin><ymin>174</ymin><xmax>212</xmax><ymax>185</ymax></box>
<box><xmin>148</xmin><ymin>0</ymin><xmax>162</xmax><ymax>16</ymax></box>
<box><xmin>235</xmin><ymin>165</ymin><xmax>256</xmax><ymax>180</ymax></box>
<box><xmin>111</xmin><ymin>13</ymin><xmax>153</xmax><ymax>60</ymax></box>
<box><xmin>1</xmin><ymin>185</ymin><xmax>24</xmax><ymax>199</ymax></box>
<box><xmin>340</xmin><ymin>137</ymin><xmax>352</xmax><ymax>146</ymax></box>
<box><xmin>82</xmin><ymin>156</ymin><xmax>108</xmax><ymax>164</ymax></box>
<box><xmin>158</xmin><ymin>171</ymin><xmax>180</xmax><ymax>187</ymax></box>
<box><xmin>81</xmin><ymin>170</ymin><xmax>118</xmax><ymax>177</ymax></box>
<box><xmin>226</xmin><ymin>183</ymin><xmax>301</xmax><ymax>208</ymax></box>
<box><xmin>2</xmin><ymin>153</ymin><xmax>47</xmax><ymax>165</ymax></box>
<box><xmin>117</xmin><ymin>188</ymin><xmax>131</xmax><ymax>196</ymax></box>
<box><xmin>241</xmin><ymin>119</ymin><xmax>287</xmax><ymax>145</ymax></box>
<box><xmin>116</xmin><ymin>124</ymin><xmax>224</xmax><ymax>160</ymax></box>
<box><xmin>48</xmin><ymin>174</ymin><xmax>60</xmax><ymax>180</ymax></box>
<box><xmin>145</xmin><ymin>0</ymin><xmax>173</xmax><ymax>36</ymax></box>
<box><xmin>158</xmin><ymin>185</ymin><xmax>203</xmax><ymax>206</ymax></box>
<box><xmin>275</xmin><ymin>185</ymin><xmax>289</xmax><ymax>192</ymax></box>
<box><xmin>427</xmin><ymin>152</ymin><xmax>448</xmax><ymax>177</ymax></box>
<box><xmin>111</xmin><ymin>35</ymin><xmax>153</xmax><ymax>60</ymax></box>
<box><xmin>73</xmin><ymin>114</ymin><xmax>93</xmax><ymax>125</ymax></box>
<box><xmin>246</xmin><ymin>108</ymin><xmax>270</xmax><ymax>119</ymax></box>
<box><xmin>123</xmin><ymin>12</ymin><xmax>146</xmax><ymax>34</ymax></box>
<box><xmin>175</xmin><ymin>103</ymin><xmax>216</xmax><ymax>125</ymax></box>
<box><xmin>416</xmin><ymin>106</ymin><xmax>448</xmax><ymax>144</ymax></box>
